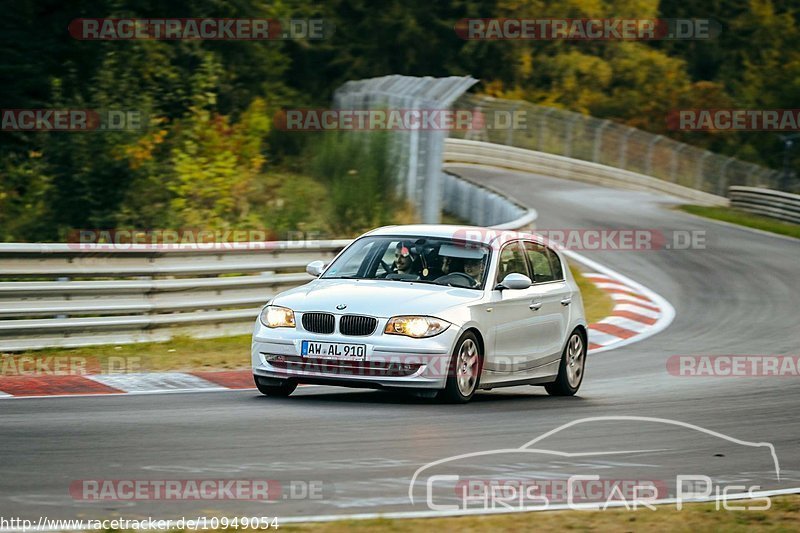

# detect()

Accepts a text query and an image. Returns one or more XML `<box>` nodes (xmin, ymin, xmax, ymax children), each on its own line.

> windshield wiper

<box><xmin>393</xmin><ymin>278</ymin><xmax>439</xmax><ymax>285</ymax></box>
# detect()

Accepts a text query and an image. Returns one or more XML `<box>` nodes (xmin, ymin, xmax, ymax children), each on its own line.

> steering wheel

<box><xmin>434</xmin><ymin>272</ymin><xmax>478</xmax><ymax>288</ymax></box>
<box><xmin>379</xmin><ymin>259</ymin><xmax>392</xmax><ymax>274</ymax></box>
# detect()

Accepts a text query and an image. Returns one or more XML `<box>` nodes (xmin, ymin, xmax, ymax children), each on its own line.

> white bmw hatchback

<box><xmin>252</xmin><ymin>225</ymin><xmax>588</xmax><ymax>403</ymax></box>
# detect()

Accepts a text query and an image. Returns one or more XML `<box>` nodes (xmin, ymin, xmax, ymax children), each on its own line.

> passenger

<box><xmin>441</xmin><ymin>256</ymin><xmax>465</xmax><ymax>275</ymax></box>
<box><xmin>463</xmin><ymin>257</ymin><xmax>485</xmax><ymax>283</ymax></box>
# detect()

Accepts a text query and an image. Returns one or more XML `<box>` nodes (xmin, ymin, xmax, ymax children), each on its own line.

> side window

<box><xmin>496</xmin><ymin>241</ymin><xmax>530</xmax><ymax>285</ymax></box>
<box><xmin>548</xmin><ymin>247</ymin><xmax>564</xmax><ymax>280</ymax></box>
<box><xmin>524</xmin><ymin>241</ymin><xmax>555</xmax><ymax>283</ymax></box>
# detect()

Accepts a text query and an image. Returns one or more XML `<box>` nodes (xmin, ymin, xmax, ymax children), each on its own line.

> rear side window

<box><xmin>496</xmin><ymin>241</ymin><xmax>530</xmax><ymax>285</ymax></box>
<box><xmin>524</xmin><ymin>241</ymin><xmax>561</xmax><ymax>283</ymax></box>
<box><xmin>548</xmin><ymin>248</ymin><xmax>564</xmax><ymax>280</ymax></box>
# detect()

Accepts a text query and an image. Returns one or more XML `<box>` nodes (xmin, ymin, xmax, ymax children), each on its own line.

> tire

<box><xmin>439</xmin><ymin>331</ymin><xmax>482</xmax><ymax>403</ymax></box>
<box><xmin>545</xmin><ymin>329</ymin><xmax>586</xmax><ymax>397</ymax></box>
<box><xmin>254</xmin><ymin>376</ymin><xmax>297</xmax><ymax>397</ymax></box>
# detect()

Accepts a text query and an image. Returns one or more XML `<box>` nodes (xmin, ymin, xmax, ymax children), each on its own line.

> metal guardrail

<box><xmin>0</xmin><ymin>242</ymin><xmax>350</xmax><ymax>351</ymax></box>
<box><xmin>443</xmin><ymin>138</ymin><xmax>729</xmax><ymax>206</ymax></box>
<box><xmin>0</xmin><ymin>187</ymin><xmax>535</xmax><ymax>351</ymax></box>
<box><xmin>441</xmin><ymin>170</ymin><xmax>535</xmax><ymax>228</ymax></box>
<box><xmin>729</xmin><ymin>186</ymin><xmax>800</xmax><ymax>224</ymax></box>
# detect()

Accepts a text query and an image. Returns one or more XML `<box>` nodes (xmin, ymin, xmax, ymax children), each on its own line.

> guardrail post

<box><xmin>538</xmin><ymin>108</ymin><xmax>556</xmax><ymax>152</ymax></box>
<box><xmin>718</xmin><ymin>157</ymin><xmax>735</xmax><ymax>195</ymax></box>
<box><xmin>592</xmin><ymin>120</ymin><xmax>610</xmax><ymax>163</ymax></box>
<box><xmin>695</xmin><ymin>151</ymin><xmax>713</xmax><ymax>191</ymax></box>
<box><xmin>564</xmin><ymin>114</ymin><xmax>581</xmax><ymax>158</ymax></box>
<box><xmin>619</xmin><ymin>128</ymin><xmax>636</xmax><ymax>169</ymax></box>
<box><xmin>505</xmin><ymin>102</ymin><xmax>519</xmax><ymax>146</ymax></box>
<box><xmin>671</xmin><ymin>144</ymin><xmax>688</xmax><ymax>183</ymax></box>
<box><xmin>646</xmin><ymin>135</ymin><xmax>663</xmax><ymax>177</ymax></box>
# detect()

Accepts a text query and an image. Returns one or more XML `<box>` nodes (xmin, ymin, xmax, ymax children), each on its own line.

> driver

<box><xmin>392</xmin><ymin>241</ymin><xmax>419</xmax><ymax>275</ymax></box>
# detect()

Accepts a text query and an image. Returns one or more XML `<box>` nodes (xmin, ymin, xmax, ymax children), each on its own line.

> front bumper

<box><xmin>251</xmin><ymin>317</ymin><xmax>460</xmax><ymax>390</ymax></box>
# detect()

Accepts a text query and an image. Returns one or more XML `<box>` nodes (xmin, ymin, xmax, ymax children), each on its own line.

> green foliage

<box><xmin>308</xmin><ymin>131</ymin><xmax>402</xmax><ymax>236</ymax></box>
<box><xmin>1</xmin><ymin>0</ymin><xmax>799</xmax><ymax>241</ymax></box>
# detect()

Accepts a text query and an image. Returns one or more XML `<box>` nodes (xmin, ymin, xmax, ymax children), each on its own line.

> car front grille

<box><xmin>339</xmin><ymin>315</ymin><xmax>378</xmax><ymax>336</ymax></box>
<box><xmin>301</xmin><ymin>312</ymin><xmax>335</xmax><ymax>334</ymax></box>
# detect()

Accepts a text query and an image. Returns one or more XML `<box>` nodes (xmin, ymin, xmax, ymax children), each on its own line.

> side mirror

<box><xmin>306</xmin><ymin>260</ymin><xmax>326</xmax><ymax>277</ymax></box>
<box><xmin>497</xmin><ymin>273</ymin><xmax>532</xmax><ymax>291</ymax></box>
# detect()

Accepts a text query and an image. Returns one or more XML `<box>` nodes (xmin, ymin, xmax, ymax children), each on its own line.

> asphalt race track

<box><xmin>1</xmin><ymin>168</ymin><xmax>798</xmax><ymax>522</ymax></box>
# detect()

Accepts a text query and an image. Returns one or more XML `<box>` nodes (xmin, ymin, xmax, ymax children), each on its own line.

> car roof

<box><xmin>363</xmin><ymin>224</ymin><xmax>543</xmax><ymax>247</ymax></box>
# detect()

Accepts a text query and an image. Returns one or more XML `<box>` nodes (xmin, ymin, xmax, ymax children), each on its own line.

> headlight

<box><xmin>260</xmin><ymin>305</ymin><xmax>296</xmax><ymax>328</ymax></box>
<box><xmin>384</xmin><ymin>316</ymin><xmax>450</xmax><ymax>338</ymax></box>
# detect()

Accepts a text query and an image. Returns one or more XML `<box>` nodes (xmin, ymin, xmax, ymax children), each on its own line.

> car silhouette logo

<box><xmin>336</xmin><ymin>304</ymin><xmax>347</xmax><ymax>310</ymax></box>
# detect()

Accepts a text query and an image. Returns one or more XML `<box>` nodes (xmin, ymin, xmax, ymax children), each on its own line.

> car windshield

<box><xmin>322</xmin><ymin>236</ymin><xmax>491</xmax><ymax>290</ymax></box>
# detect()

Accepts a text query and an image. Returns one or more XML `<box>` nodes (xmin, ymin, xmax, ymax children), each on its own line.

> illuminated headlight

<box><xmin>260</xmin><ymin>305</ymin><xmax>296</xmax><ymax>328</ymax></box>
<box><xmin>384</xmin><ymin>316</ymin><xmax>450</xmax><ymax>338</ymax></box>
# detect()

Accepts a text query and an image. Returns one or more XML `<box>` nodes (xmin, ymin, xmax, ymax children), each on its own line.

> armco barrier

<box><xmin>443</xmin><ymin>138</ymin><xmax>730</xmax><ymax>207</ymax></box>
<box><xmin>0</xmin><ymin>197</ymin><xmax>535</xmax><ymax>351</ymax></box>
<box><xmin>0</xmin><ymin>242</ymin><xmax>350</xmax><ymax>351</ymax></box>
<box><xmin>729</xmin><ymin>186</ymin><xmax>800</xmax><ymax>224</ymax></box>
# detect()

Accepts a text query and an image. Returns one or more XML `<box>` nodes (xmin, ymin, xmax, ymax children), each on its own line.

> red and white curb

<box><xmin>0</xmin><ymin>370</ymin><xmax>255</xmax><ymax>399</ymax></box>
<box><xmin>583</xmin><ymin>273</ymin><xmax>664</xmax><ymax>352</ymax></box>
<box><xmin>564</xmin><ymin>249</ymin><xmax>675</xmax><ymax>355</ymax></box>
<box><xmin>0</xmin><ymin>252</ymin><xmax>674</xmax><ymax>399</ymax></box>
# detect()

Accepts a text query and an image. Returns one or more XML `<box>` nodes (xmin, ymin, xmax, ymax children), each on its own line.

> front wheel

<box><xmin>254</xmin><ymin>376</ymin><xmax>297</xmax><ymax>397</ymax></box>
<box><xmin>545</xmin><ymin>329</ymin><xmax>586</xmax><ymax>396</ymax></box>
<box><xmin>439</xmin><ymin>331</ymin><xmax>482</xmax><ymax>403</ymax></box>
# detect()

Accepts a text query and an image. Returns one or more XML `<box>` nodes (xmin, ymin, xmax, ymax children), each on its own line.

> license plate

<box><xmin>301</xmin><ymin>341</ymin><xmax>366</xmax><ymax>361</ymax></box>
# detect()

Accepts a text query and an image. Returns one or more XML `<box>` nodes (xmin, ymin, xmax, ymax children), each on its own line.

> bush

<box><xmin>308</xmin><ymin>131</ymin><xmax>407</xmax><ymax>236</ymax></box>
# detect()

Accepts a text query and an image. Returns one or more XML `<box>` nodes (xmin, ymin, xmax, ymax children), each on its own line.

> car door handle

<box><xmin>560</xmin><ymin>297</ymin><xmax>572</xmax><ymax>306</ymax></box>
<box><xmin>529</xmin><ymin>301</ymin><xmax>543</xmax><ymax>311</ymax></box>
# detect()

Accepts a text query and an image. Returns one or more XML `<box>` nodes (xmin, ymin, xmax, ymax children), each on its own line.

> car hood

<box><xmin>271</xmin><ymin>278</ymin><xmax>483</xmax><ymax>318</ymax></box>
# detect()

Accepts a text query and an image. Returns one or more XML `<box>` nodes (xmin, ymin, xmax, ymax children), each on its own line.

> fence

<box><xmin>728</xmin><ymin>186</ymin><xmax>800</xmax><ymax>224</ymax></box>
<box><xmin>452</xmin><ymin>94</ymin><xmax>783</xmax><ymax>197</ymax></box>
<box><xmin>333</xmin><ymin>75</ymin><xmax>477</xmax><ymax>223</ymax></box>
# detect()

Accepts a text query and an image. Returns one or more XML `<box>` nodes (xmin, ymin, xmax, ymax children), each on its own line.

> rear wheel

<box><xmin>254</xmin><ymin>376</ymin><xmax>297</xmax><ymax>397</ymax></box>
<box><xmin>545</xmin><ymin>329</ymin><xmax>586</xmax><ymax>396</ymax></box>
<box><xmin>439</xmin><ymin>332</ymin><xmax>482</xmax><ymax>403</ymax></box>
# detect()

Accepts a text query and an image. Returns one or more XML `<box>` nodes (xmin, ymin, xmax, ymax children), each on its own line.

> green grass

<box><xmin>572</xmin><ymin>266</ymin><xmax>615</xmax><ymax>324</ymax></box>
<box><xmin>276</xmin><ymin>495</ymin><xmax>800</xmax><ymax>533</ymax></box>
<box><xmin>100</xmin><ymin>494</ymin><xmax>800</xmax><ymax>532</ymax></box>
<box><xmin>679</xmin><ymin>205</ymin><xmax>800</xmax><ymax>239</ymax></box>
